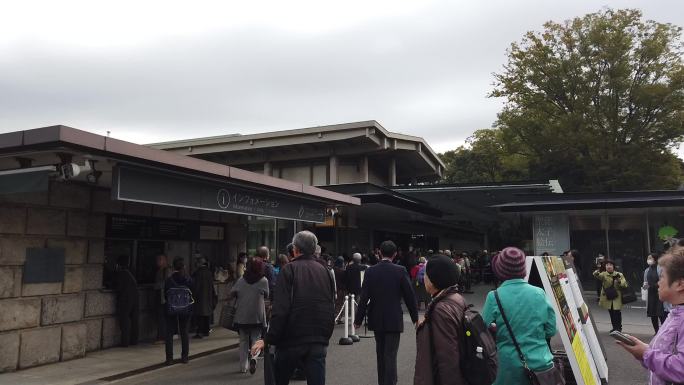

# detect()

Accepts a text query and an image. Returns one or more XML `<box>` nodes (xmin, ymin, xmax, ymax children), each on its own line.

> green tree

<box><xmin>440</xmin><ymin>129</ymin><xmax>529</xmax><ymax>183</ymax></box>
<box><xmin>490</xmin><ymin>8</ymin><xmax>684</xmax><ymax>191</ymax></box>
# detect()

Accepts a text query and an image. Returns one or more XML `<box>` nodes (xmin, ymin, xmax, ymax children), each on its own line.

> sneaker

<box><xmin>249</xmin><ymin>357</ymin><xmax>257</xmax><ymax>374</ymax></box>
<box><xmin>181</xmin><ymin>357</ymin><xmax>189</xmax><ymax>364</ymax></box>
<box><xmin>165</xmin><ymin>359</ymin><xmax>173</xmax><ymax>366</ymax></box>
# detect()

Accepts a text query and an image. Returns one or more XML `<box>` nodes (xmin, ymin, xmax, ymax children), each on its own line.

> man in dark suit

<box><xmin>354</xmin><ymin>241</ymin><xmax>418</xmax><ymax>385</ymax></box>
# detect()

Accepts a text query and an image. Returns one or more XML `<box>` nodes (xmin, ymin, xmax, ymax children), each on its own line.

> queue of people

<box><xmin>108</xmin><ymin>232</ymin><xmax>684</xmax><ymax>385</ymax></box>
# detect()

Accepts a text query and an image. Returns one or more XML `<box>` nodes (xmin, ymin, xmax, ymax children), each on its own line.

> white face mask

<box><xmin>647</xmin><ymin>259</ymin><xmax>655</xmax><ymax>266</ymax></box>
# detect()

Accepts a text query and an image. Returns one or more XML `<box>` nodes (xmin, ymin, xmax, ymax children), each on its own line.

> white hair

<box><xmin>292</xmin><ymin>231</ymin><xmax>318</xmax><ymax>255</ymax></box>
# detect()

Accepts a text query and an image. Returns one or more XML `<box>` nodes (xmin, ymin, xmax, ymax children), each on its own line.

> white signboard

<box><xmin>526</xmin><ymin>256</ymin><xmax>606</xmax><ymax>385</ymax></box>
<box><xmin>533</xmin><ymin>214</ymin><xmax>570</xmax><ymax>256</ymax></box>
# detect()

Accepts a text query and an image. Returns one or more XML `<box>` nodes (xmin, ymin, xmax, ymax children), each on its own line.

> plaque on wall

<box><xmin>23</xmin><ymin>248</ymin><xmax>65</xmax><ymax>284</ymax></box>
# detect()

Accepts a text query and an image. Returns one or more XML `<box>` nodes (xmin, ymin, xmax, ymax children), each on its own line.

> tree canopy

<box><xmin>443</xmin><ymin>9</ymin><xmax>684</xmax><ymax>191</ymax></box>
<box><xmin>440</xmin><ymin>129</ymin><xmax>529</xmax><ymax>184</ymax></box>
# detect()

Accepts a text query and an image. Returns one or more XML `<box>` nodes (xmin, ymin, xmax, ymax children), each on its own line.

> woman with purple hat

<box><xmin>482</xmin><ymin>247</ymin><xmax>558</xmax><ymax>385</ymax></box>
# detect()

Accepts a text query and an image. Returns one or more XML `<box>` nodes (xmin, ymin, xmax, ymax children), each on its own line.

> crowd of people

<box><xmin>108</xmin><ymin>233</ymin><xmax>684</xmax><ymax>385</ymax></box>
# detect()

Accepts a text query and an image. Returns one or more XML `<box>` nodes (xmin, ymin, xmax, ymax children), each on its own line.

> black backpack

<box><xmin>428</xmin><ymin>302</ymin><xmax>498</xmax><ymax>385</ymax></box>
<box><xmin>166</xmin><ymin>277</ymin><xmax>194</xmax><ymax>315</ymax></box>
<box><xmin>460</xmin><ymin>305</ymin><xmax>498</xmax><ymax>385</ymax></box>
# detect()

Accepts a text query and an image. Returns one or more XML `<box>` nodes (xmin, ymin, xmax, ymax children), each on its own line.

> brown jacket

<box><xmin>414</xmin><ymin>286</ymin><xmax>467</xmax><ymax>385</ymax></box>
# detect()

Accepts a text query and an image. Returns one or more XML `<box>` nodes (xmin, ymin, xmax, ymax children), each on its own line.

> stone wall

<box><xmin>0</xmin><ymin>181</ymin><xmax>244</xmax><ymax>373</ymax></box>
<box><xmin>0</xmin><ymin>182</ymin><xmax>108</xmax><ymax>372</ymax></box>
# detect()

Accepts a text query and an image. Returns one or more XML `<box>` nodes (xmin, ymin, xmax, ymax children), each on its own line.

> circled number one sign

<box><xmin>217</xmin><ymin>189</ymin><xmax>231</xmax><ymax>209</ymax></box>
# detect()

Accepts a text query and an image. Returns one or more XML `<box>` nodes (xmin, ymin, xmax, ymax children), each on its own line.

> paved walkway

<box><xmin>0</xmin><ymin>280</ymin><xmax>654</xmax><ymax>385</ymax></box>
<box><xmin>0</xmin><ymin>328</ymin><xmax>239</xmax><ymax>385</ymax></box>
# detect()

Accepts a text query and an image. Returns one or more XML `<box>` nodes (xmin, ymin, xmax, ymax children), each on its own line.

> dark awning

<box><xmin>493</xmin><ymin>191</ymin><xmax>684</xmax><ymax>212</ymax></box>
<box><xmin>322</xmin><ymin>183</ymin><xmax>442</xmax><ymax>217</ymax></box>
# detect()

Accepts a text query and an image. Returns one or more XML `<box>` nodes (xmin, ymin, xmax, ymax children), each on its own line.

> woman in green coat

<box><xmin>593</xmin><ymin>260</ymin><xmax>628</xmax><ymax>332</ymax></box>
<box><xmin>482</xmin><ymin>247</ymin><xmax>557</xmax><ymax>385</ymax></box>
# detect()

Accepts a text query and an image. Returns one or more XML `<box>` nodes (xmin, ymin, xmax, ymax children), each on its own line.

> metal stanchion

<box><xmin>349</xmin><ymin>294</ymin><xmax>360</xmax><ymax>342</ymax></box>
<box><xmin>338</xmin><ymin>295</ymin><xmax>353</xmax><ymax>345</ymax></box>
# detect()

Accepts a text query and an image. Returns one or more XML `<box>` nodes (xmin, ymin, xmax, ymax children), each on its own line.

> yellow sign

<box><xmin>572</xmin><ymin>335</ymin><xmax>597</xmax><ymax>384</ymax></box>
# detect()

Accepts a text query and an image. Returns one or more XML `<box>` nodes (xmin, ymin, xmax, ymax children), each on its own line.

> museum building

<box><xmin>0</xmin><ymin>125</ymin><xmax>357</xmax><ymax>372</ymax></box>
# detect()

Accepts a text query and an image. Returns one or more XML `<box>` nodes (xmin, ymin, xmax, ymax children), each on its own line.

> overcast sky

<box><xmin>1</xmin><ymin>0</ymin><xmax>683</xmax><ymax>154</ymax></box>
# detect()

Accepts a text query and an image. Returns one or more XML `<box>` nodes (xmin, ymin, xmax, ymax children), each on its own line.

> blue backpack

<box><xmin>166</xmin><ymin>278</ymin><xmax>194</xmax><ymax>315</ymax></box>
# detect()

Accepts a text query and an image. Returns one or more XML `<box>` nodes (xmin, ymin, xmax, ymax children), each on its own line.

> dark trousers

<box><xmin>650</xmin><ymin>315</ymin><xmax>668</xmax><ymax>333</ymax></box>
<box><xmin>156</xmin><ymin>302</ymin><xmax>167</xmax><ymax>340</ymax></box>
<box><xmin>274</xmin><ymin>344</ymin><xmax>327</xmax><ymax>385</ymax></box>
<box><xmin>165</xmin><ymin>314</ymin><xmax>190</xmax><ymax>361</ymax></box>
<box><xmin>374</xmin><ymin>332</ymin><xmax>400</xmax><ymax>385</ymax></box>
<box><xmin>608</xmin><ymin>308</ymin><xmax>622</xmax><ymax>331</ymax></box>
<box><xmin>195</xmin><ymin>315</ymin><xmax>210</xmax><ymax>336</ymax></box>
<box><xmin>118</xmin><ymin>305</ymin><xmax>139</xmax><ymax>347</ymax></box>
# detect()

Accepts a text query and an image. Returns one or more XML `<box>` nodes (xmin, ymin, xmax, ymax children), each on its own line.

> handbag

<box><xmin>220</xmin><ymin>297</ymin><xmax>238</xmax><ymax>331</ymax></box>
<box><xmin>641</xmin><ymin>287</ymin><xmax>648</xmax><ymax>302</ymax></box>
<box><xmin>494</xmin><ymin>290</ymin><xmax>565</xmax><ymax>385</ymax></box>
<box><xmin>604</xmin><ymin>278</ymin><xmax>619</xmax><ymax>300</ymax></box>
<box><xmin>621</xmin><ymin>284</ymin><xmax>637</xmax><ymax>304</ymax></box>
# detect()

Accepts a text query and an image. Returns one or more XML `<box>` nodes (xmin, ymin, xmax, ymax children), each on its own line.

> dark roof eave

<box><xmin>494</xmin><ymin>198</ymin><xmax>684</xmax><ymax>212</ymax></box>
<box><xmin>0</xmin><ymin>125</ymin><xmax>360</xmax><ymax>207</ymax></box>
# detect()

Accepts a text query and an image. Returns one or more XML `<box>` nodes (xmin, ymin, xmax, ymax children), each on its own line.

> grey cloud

<box><xmin>0</xmin><ymin>0</ymin><xmax>682</xmax><ymax>154</ymax></box>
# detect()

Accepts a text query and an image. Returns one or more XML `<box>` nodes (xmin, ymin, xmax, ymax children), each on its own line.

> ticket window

<box><xmin>103</xmin><ymin>240</ymin><xmax>134</xmax><ymax>289</ymax></box>
<box><xmin>136</xmin><ymin>241</ymin><xmax>165</xmax><ymax>285</ymax></box>
<box><xmin>103</xmin><ymin>239</ymin><xmax>164</xmax><ymax>288</ymax></box>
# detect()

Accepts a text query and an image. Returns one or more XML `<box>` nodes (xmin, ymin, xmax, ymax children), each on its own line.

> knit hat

<box><xmin>425</xmin><ymin>255</ymin><xmax>461</xmax><ymax>290</ymax></box>
<box><xmin>492</xmin><ymin>247</ymin><xmax>527</xmax><ymax>281</ymax></box>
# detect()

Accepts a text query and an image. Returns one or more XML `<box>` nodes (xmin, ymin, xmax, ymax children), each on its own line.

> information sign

<box><xmin>527</xmin><ymin>255</ymin><xmax>607</xmax><ymax>385</ymax></box>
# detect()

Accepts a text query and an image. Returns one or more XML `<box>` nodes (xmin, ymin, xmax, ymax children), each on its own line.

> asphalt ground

<box><xmin>112</xmin><ymin>284</ymin><xmax>656</xmax><ymax>385</ymax></box>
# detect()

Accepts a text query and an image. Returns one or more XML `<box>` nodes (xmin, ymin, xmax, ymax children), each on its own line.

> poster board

<box><xmin>565</xmin><ymin>266</ymin><xmax>609</xmax><ymax>379</ymax></box>
<box><xmin>526</xmin><ymin>256</ymin><xmax>606</xmax><ymax>385</ymax></box>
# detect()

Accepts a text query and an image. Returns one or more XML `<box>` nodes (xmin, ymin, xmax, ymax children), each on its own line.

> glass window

<box><xmin>247</xmin><ymin>216</ymin><xmax>276</xmax><ymax>259</ymax></box>
<box><xmin>569</xmin><ymin>216</ymin><xmax>607</xmax><ymax>283</ymax></box>
<box><xmin>608</xmin><ymin>215</ymin><xmax>647</xmax><ymax>287</ymax></box>
<box><xmin>277</xmin><ymin>219</ymin><xmax>295</xmax><ymax>255</ymax></box>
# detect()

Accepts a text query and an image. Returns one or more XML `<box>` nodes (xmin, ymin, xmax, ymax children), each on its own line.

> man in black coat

<box><xmin>354</xmin><ymin>241</ymin><xmax>418</xmax><ymax>385</ymax></box>
<box><xmin>251</xmin><ymin>231</ymin><xmax>335</xmax><ymax>385</ymax></box>
<box><xmin>345</xmin><ymin>252</ymin><xmax>365</xmax><ymax>297</ymax></box>
<box><xmin>192</xmin><ymin>257</ymin><xmax>215</xmax><ymax>338</ymax></box>
<box><xmin>113</xmin><ymin>255</ymin><xmax>139</xmax><ymax>347</ymax></box>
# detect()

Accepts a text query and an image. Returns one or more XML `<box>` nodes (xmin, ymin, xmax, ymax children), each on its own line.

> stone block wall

<box><xmin>0</xmin><ymin>182</ymin><xmax>109</xmax><ymax>372</ymax></box>
<box><xmin>0</xmin><ymin>181</ymin><xmax>243</xmax><ymax>373</ymax></box>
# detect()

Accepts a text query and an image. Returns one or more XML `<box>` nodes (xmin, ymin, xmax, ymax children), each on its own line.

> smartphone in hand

<box><xmin>610</xmin><ymin>330</ymin><xmax>636</xmax><ymax>346</ymax></box>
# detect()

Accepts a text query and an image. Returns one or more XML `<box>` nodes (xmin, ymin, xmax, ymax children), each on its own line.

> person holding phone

<box><xmin>593</xmin><ymin>260</ymin><xmax>628</xmax><ymax>332</ymax></box>
<box><xmin>617</xmin><ymin>245</ymin><xmax>684</xmax><ymax>384</ymax></box>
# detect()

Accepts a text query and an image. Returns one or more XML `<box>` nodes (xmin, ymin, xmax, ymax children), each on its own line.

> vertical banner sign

<box><xmin>527</xmin><ymin>256</ymin><xmax>605</xmax><ymax>385</ymax></box>
<box><xmin>533</xmin><ymin>214</ymin><xmax>570</xmax><ymax>256</ymax></box>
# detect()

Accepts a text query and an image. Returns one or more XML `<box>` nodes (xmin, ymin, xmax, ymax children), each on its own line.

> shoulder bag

<box><xmin>603</xmin><ymin>276</ymin><xmax>619</xmax><ymax>300</ymax></box>
<box><xmin>220</xmin><ymin>296</ymin><xmax>238</xmax><ymax>331</ymax></box>
<box><xmin>618</xmin><ymin>274</ymin><xmax>637</xmax><ymax>304</ymax></box>
<box><xmin>494</xmin><ymin>290</ymin><xmax>565</xmax><ymax>385</ymax></box>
